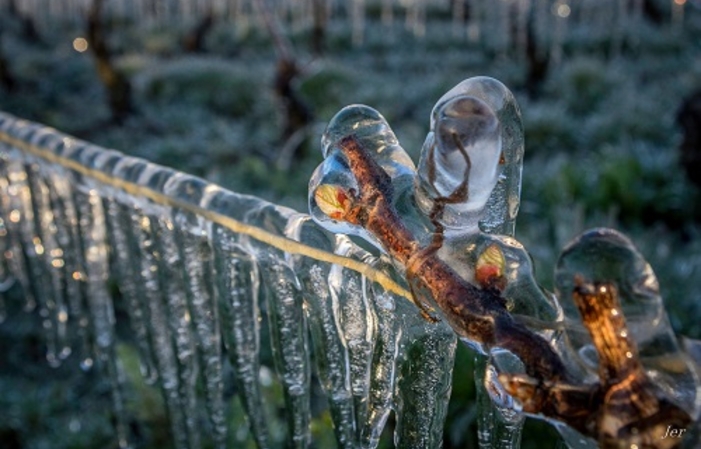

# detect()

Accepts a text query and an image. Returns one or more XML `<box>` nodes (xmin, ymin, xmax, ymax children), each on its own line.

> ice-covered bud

<box><xmin>313</xmin><ymin>184</ymin><xmax>354</xmax><ymax>221</ymax></box>
<box><xmin>309</xmin><ymin>155</ymin><xmax>363</xmax><ymax>238</ymax></box>
<box><xmin>475</xmin><ymin>243</ymin><xmax>506</xmax><ymax>291</ymax></box>
<box><xmin>309</xmin><ymin>105</ymin><xmax>419</xmax><ymax>248</ymax></box>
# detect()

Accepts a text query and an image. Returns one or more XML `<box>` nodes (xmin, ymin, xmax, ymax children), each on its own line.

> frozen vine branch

<box><xmin>308</xmin><ymin>77</ymin><xmax>697</xmax><ymax>448</ymax></box>
<box><xmin>315</xmin><ymin>135</ymin><xmax>567</xmax><ymax>382</ymax></box>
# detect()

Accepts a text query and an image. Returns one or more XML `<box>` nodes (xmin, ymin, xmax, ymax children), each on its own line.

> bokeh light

<box><xmin>72</xmin><ymin>37</ymin><xmax>88</xmax><ymax>52</ymax></box>
<box><xmin>557</xmin><ymin>4</ymin><xmax>571</xmax><ymax>18</ymax></box>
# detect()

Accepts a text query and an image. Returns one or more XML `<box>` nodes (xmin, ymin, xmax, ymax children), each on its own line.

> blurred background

<box><xmin>1</xmin><ymin>0</ymin><xmax>701</xmax><ymax>447</ymax></box>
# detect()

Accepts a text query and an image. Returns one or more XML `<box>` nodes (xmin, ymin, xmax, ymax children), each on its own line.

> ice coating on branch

<box><xmin>417</xmin><ymin>77</ymin><xmax>524</xmax><ymax>235</ymax></box>
<box><xmin>309</xmin><ymin>105</ymin><xmax>418</xmax><ymax>248</ymax></box>
<box><xmin>308</xmin><ymin>77</ymin><xmax>531</xmax><ymax>449</ymax></box>
<box><xmin>555</xmin><ymin>228</ymin><xmax>701</xmax><ymax>415</ymax></box>
<box><xmin>320</xmin><ymin>105</ymin><xmax>416</xmax><ymax>179</ymax></box>
<box><xmin>416</xmin><ymin>95</ymin><xmax>501</xmax><ymax>231</ymax></box>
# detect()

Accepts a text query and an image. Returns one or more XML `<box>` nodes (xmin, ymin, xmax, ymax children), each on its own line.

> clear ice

<box><xmin>555</xmin><ymin>229</ymin><xmax>701</xmax><ymax>414</ymax></box>
<box><xmin>308</xmin><ymin>76</ymin><xmax>701</xmax><ymax>449</ymax></box>
<box><xmin>309</xmin><ymin>76</ymin><xmax>534</xmax><ymax>448</ymax></box>
<box><xmin>3</xmin><ymin>70</ymin><xmax>701</xmax><ymax>449</ymax></box>
<box><xmin>0</xmin><ymin>109</ymin><xmax>470</xmax><ymax>449</ymax></box>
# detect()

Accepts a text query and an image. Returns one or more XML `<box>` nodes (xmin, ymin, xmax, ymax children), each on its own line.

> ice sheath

<box><xmin>0</xmin><ymin>110</ymin><xmax>458</xmax><ymax>449</ymax></box>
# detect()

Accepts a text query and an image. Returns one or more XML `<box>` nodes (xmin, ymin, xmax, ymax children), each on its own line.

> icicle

<box><xmin>0</xmin><ymin>169</ymin><xmax>34</xmax><ymax>313</ymax></box>
<box><xmin>156</xmin><ymin>214</ymin><xmax>203</xmax><ymax>448</ymax></box>
<box><xmin>166</xmin><ymin>174</ymin><xmax>227</xmax><ymax>449</ymax></box>
<box><xmin>110</xmin><ymin>157</ymin><xmax>197</xmax><ymax>449</ymax></box>
<box><xmin>25</xmin><ymin>162</ymin><xmax>70</xmax><ymax>365</ymax></box>
<box><xmin>363</xmin><ymin>257</ymin><xmax>402</xmax><ymax>448</ymax></box>
<box><xmin>245</xmin><ymin>203</ymin><xmax>312</xmax><ymax>449</ymax></box>
<box><xmin>0</xmin><ymin>172</ymin><xmax>11</xmax><ymax>323</ymax></box>
<box><xmin>74</xmin><ymin>186</ymin><xmax>130</xmax><ymax>449</ymax></box>
<box><xmin>330</xmin><ymin>236</ymin><xmax>376</xmax><ymax>442</ymax></box>
<box><xmin>50</xmin><ymin>141</ymin><xmax>126</xmax><ymax>446</ymax></box>
<box><xmin>286</xmin><ymin>215</ymin><xmax>356</xmax><ymax>448</ymax></box>
<box><xmin>138</xmin><ymin>209</ymin><xmax>197</xmax><ymax>449</ymax></box>
<box><xmin>393</xmin><ymin>308</ymin><xmax>457</xmax><ymax>448</ymax></box>
<box><xmin>5</xmin><ymin>158</ymin><xmax>57</xmax><ymax>358</ymax></box>
<box><xmin>475</xmin><ymin>355</ymin><xmax>525</xmax><ymax>448</ymax></box>
<box><xmin>120</xmin><ymin>162</ymin><xmax>204</xmax><ymax>449</ymax></box>
<box><xmin>45</xmin><ymin>167</ymin><xmax>90</xmax><ymax>365</ymax></box>
<box><xmin>209</xmin><ymin>218</ymin><xmax>270</xmax><ymax>449</ymax></box>
<box><xmin>104</xmin><ymin>192</ymin><xmax>160</xmax><ymax>385</ymax></box>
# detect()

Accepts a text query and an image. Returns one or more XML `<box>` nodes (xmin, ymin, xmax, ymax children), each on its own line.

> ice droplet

<box><xmin>416</xmin><ymin>95</ymin><xmax>501</xmax><ymax>230</ymax></box>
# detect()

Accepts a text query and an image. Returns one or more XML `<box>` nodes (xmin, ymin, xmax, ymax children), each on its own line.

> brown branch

<box><xmin>253</xmin><ymin>0</ymin><xmax>313</xmax><ymax>160</ymax></box>
<box><xmin>87</xmin><ymin>0</ymin><xmax>133</xmax><ymax>124</ymax></box>
<box><xmin>182</xmin><ymin>11</ymin><xmax>215</xmax><ymax>53</ymax></box>
<box><xmin>501</xmin><ymin>279</ymin><xmax>691</xmax><ymax>448</ymax></box>
<box><xmin>320</xmin><ymin>136</ymin><xmax>568</xmax><ymax>381</ymax></box>
<box><xmin>314</xmin><ymin>135</ymin><xmax>692</xmax><ymax>448</ymax></box>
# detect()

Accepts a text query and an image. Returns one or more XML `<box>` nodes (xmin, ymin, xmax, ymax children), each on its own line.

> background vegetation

<box><xmin>1</xmin><ymin>1</ymin><xmax>701</xmax><ymax>448</ymax></box>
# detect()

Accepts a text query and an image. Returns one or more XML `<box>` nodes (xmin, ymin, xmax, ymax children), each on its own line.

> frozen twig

<box><xmin>313</xmin><ymin>135</ymin><xmax>692</xmax><ymax>448</ymax></box>
<box><xmin>501</xmin><ymin>278</ymin><xmax>691</xmax><ymax>448</ymax></box>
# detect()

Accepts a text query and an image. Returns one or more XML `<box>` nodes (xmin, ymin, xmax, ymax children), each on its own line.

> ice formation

<box><xmin>309</xmin><ymin>76</ymin><xmax>701</xmax><ymax>448</ymax></box>
<box><xmin>2</xmin><ymin>73</ymin><xmax>701</xmax><ymax>449</ymax></box>
<box><xmin>0</xmin><ymin>110</ymin><xmax>456</xmax><ymax>449</ymax></box>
